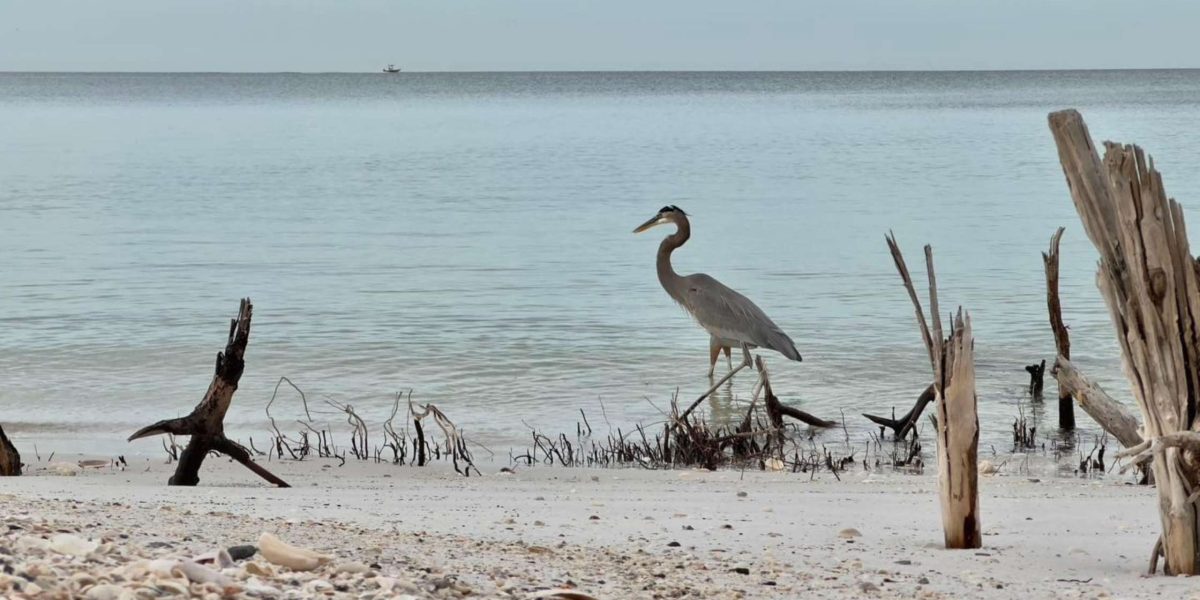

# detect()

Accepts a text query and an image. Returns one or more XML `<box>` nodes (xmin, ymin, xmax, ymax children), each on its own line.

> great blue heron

<box><xmin>634</xmin><ymin>205</ymin><xmax>802</xmax><ymax>382</ymax></box>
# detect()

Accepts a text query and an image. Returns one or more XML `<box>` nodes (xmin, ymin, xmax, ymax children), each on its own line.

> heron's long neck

<box><xmin>657</xmin><ymin>217</ymin><xmax>690</xmax><ymax>300</ymax></box>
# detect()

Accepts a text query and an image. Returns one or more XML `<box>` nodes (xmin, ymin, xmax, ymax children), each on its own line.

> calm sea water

<box><xmin>4</xmin><ymin>71</ymin><xmax>1200</xmax><ymax>459</ymax></box>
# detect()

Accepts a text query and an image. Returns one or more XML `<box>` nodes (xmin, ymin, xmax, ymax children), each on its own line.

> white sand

<box><xmin>2</xmin><ymin>456</ymin><xmax>1196</xmax><ymax>599</ymax></box>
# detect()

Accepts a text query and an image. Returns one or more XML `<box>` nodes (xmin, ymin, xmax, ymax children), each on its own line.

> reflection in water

<box><xmin>702</xmin><ymin>373</ymin><xmax>742</xmax><ymax>430</ymax></box>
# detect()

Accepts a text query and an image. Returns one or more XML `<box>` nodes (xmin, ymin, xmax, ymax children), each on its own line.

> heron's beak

<box><xmin>633</xmin><ymin>215</ymin><xmax>666</xmax><ymax>234</ymax></box>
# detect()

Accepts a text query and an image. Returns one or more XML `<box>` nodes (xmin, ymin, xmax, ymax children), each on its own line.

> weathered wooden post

<box><xmin>1042</xmin><ymin>227</ymin><xmax>1075</xmax><ymax>429</ymax></box>
<box><xmin>128</xmin><ymin>298</ymin><xmax>289</xmax><ymax>487</ymax></box>
<box><xmin>1049</xmin><ymin>109</ymin><xmax>1200</xmax><ymax>574</ymax></box>
<box><xmin>886</xmin><ymin>234</ymin><xmax>981</xmax><ymax>549</ymax></box>
<box><xmin>0</xmin><ymin>423</ymin><xmax>19</xmax><ymax>476</ymax></box>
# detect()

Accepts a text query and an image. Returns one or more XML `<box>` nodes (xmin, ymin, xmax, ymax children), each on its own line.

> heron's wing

<box><xmin>679</xmin><ymin>274</ymin><xmax>802</xmax><ymax>361</ymax></box>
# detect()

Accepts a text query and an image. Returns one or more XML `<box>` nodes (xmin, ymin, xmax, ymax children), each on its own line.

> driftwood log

<box><xmin>887</xmin><ymin>233</ymin><xmax>981</xmax><ymax>549</ymax></box>
<box><xmin>0</xmin><ymin>423</ymin><xmax>19</xmax><ymax>476</ymax></box>
<box><xmin>128</xmin><ymin>299</ymin><xmax>289</xmax><ymax>487</ymax></box>
<box><xmin>1052</xmin><ymin>358</ymin><xmax>1142</xmax><ymax>450</ymax></box>
<box><xmin>1042</xmin><ymin>227</ymin><xmax>1076</xmax><ymax>429</ymax></box>
<box><xmin>863</xmin><ymin>383</ymin><xmax>936</xmax><ymax>440</ymax></box>
<box><xmin>1050</xmin><ymin>109</ymin><xmax>1200</xmax><ymax>574</ymax></box>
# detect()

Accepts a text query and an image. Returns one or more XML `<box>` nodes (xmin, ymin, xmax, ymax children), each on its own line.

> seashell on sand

<box><xmin>257</xmin><ymin>532</ymin><xmax>332</xmax><ymax>572</ymax></box>
<box><xmin>49</xmin><ymin>533</ymin><xmax>99</xmax><ymax>557</ymax></box>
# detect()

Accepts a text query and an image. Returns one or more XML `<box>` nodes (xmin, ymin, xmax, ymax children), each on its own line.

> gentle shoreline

<box><xmin>1</xmin><ymin>457</ymin><xmax>1191</xmax><ymax>598</ymax></box>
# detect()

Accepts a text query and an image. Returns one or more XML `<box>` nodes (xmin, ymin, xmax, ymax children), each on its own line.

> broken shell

<box><xmin>530</xmin><ymin>590</ymin><xmax>600</xmax><ymax>600</ymax></box>
<box><xmin>49</xmin><ymin>533</ymin><xmax>99</xmax><ymax>557</ymax></box>
<box><xmin>243</xmin><ymin>561</ymin><xmax>274</xmax><ymax>577</ymax></box>
<box><xmin>46</xmin><ymin>461</ymin><xmax>81</xmax><ymax>476</ymax></box>
<box><xmin>154</xmin><ymin>579</ymin><xmax>190</xmax><ymax>595</ymax></box>
<box><xmin>257</xmin><ymin>532</ymin><xmax>331</xmax><ymax>572</ymax></box>
<box><xmin>193</xmin><ymin>548</ymin><xmax>235</xmax><ymax>569</ymax></box>
<box><xmin>147</xmin><ymin>559</ymin><xmax>179</xmax><ymax>577</ymax></box>
<box><xmin>177</xmin><ymin>560</ymin><xmax>241</xmax><ymax>592</ymax></box>
<box><xmin>335</xmin><ymin>561</ymin><xmax>369</xmax><ymax>574</ymax></box>
<box><xmin>15</xmin><ymin>536</ymin><xmax>50</xmax><ymax>553</ymax></box>
<box><xmin>84</xmin><ymin>584</ymin><xmax>124</xmax><ymax>600</ymax></box>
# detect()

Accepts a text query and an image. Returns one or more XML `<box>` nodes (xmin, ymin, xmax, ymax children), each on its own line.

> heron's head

<box><xmin>633</xmin><ymin>205</ymin><xmax>688</xmax><ymax>234</ymax></box>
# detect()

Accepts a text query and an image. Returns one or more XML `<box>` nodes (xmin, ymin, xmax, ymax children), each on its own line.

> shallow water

<box><xmin>4</xmin><ymin>70</ymin><xmax>1200</xmax><ymax>457</ymax></box>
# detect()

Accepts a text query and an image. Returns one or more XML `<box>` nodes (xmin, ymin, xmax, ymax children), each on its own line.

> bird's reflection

<box><xmin>699</xmin><ymin>372</ymin><xmax>744</xmax><ymax>429</ymax></box>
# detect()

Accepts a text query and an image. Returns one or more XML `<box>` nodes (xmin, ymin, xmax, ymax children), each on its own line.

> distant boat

<box><xmin>382</xmin><ymin>64</ymin><xmax>401</xmax><ymax>73</ymax></box>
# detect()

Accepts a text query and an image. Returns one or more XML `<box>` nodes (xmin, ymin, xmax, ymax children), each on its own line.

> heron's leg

<box><xmin>677</xmin><ymin>342</ymin><xmax>756</xmax><ymax>425</ymax></box>
<box><xmin>723</xmin><ymin>346</ymin><xmax>733</xmax><ymax>371</ymax></box>
<box><xmin>708</xmin><ymin>337</ymin><xmax>721</xmax><ymax>378</ymax></box>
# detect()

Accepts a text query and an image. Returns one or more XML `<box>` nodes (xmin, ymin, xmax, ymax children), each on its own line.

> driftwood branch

<box><xmin>1052</xmin><ymin>357</ymin><xmax>1143</xmax><ymax>450</ymax></box>
<box><xmin>1116</xmin><ymin>432</ymin><xmax>1200</xmax><ymax>472</ymax></box>
<box><xmin>863</xmin><ymin>383</ymin><xmax>936</xmax><ymax>440</ymax></box>
<box><xmin>128</xmin><ymin>299</ymin><xmax>289</xmax><ymax>487</ymax></box>
<box><xmin>0</xmin><ymin>423</ymin><xmax>19</xmax><ymax>476</ymax></box>
<box><xmin>755</xmin><ymin>355</ymin><xmax>837</xmax><ymax>430</ymax></box>
<box><xmin>1043</xmin><ymin>227</ymin><xmax>1075</xmax><ymax>428</ymax></box>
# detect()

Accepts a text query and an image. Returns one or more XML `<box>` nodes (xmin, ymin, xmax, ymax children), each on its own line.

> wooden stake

<box><xmin>128</xmin><ymin>298</ymin><xmax>289</xmax><ymax>487</ymax></box>
<box><xmin>886</xmin><ymin>233</ymin><xmax>981</xmax><ymax>549</ymax></box>
<box><xmin>1049</xmin><ymin>109</ymin><xmax>1200</xmax><ymax>574</ymax></box>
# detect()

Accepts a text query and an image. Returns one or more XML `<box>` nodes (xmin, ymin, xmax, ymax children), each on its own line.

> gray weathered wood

<box><xmin>128</xmin><ymin>299</ymin><xmax>289</xmax><ymax>488</ymax></box>
<box><xmin>1043</xmin><ymin>227</ymin><xmax>1075</xmax><ymax>429</ymax></box>
<box><xmin>1049</xmin><ymin>108</ymin><xmax>1200</xmax><ymax>575</ymax></box>
<box><xmin>863</xmin><ymin>383</ymin><xmax>936</xmax><ymax>440</ymax></box>
<box><xmin>1053</xmin><ymin>357</ymin><xmax>1142</xmax><ymax>449</ymax></box>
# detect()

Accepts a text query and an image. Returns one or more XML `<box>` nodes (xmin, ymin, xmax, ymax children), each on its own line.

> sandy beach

<box><xmin>0</xmin><ymin>457</ymin><xmax>1193</xmax><ymax>599</ymax></box>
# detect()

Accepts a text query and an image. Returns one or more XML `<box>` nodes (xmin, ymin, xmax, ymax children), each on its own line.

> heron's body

<box><xmin>635</xmin><ymin>206</ymin><xmax>801</xmax><ymax>374</ymax></box>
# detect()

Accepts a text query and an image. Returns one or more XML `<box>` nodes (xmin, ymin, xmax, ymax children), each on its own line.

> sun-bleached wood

<box><xmin>886</xmin><ymin>233</ymin><xmax>981</xmax><ymax>549</ymax></box>
<box><xmin>1049</xmin><ymin>108</ymin><xmax>1200</xmax><ymax>575</ymax></box>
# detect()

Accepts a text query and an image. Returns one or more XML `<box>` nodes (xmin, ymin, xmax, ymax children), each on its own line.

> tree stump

<box><xmin>128</xmin><ymin>299</ymin><xmax>289</xmax><ymax>487</ymax></box>
<box><xmin>1050</xmin><ymin>109</ymin><xmax>1200</xmax><ymax>574</ymax></box>
<box><xmin>0</xmin><ymin>423</ymin><xmax>20</xmax><ymax>476</ymax></box>
<box><xmin>886</xmin><ymin>234</ymin><xmax>981</xmax><ymax>549</ymax></box>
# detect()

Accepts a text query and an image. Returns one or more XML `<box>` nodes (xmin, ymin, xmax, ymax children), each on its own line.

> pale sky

<box><xmin>2</xmin><ymin>0</ymin><xmax>1198</xmax><ymax>72</ymax></box>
